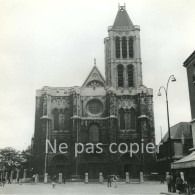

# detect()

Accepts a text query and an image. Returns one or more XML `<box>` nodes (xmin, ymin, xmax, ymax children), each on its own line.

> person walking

<box><xmin>63</xmin><ymin>176</ymin><xmax>66</xmax><ymax>184</ymax></box>
<box><xmin>52</xmin><ymin>175</ymin><xmax>57</xmax><ymax>188</ymax></box>
<box><xmin>2</xmin><ymin>177</ymin><xmax>6</xmax><ymax>187</ymax></box>
<box><xmin>107</xmin><ymin>175</ymin><xmax>111</xmax><ymax>187</ymax></box>
<box><xmin>172</xmin><ymin>173</ymin><xmax>176</xmax><ymax>192</ymax></box>
<box><xmin>102</xmin><ymin>175</ymin><xmax>104</xmax><ymax>184</ymax></box>
<box><xmin>166</xmin><ymin>173</ymin><xmax>171</xmax><ymax>192</ymax></box>
<box><xmin>113</xmin><ymin>175</ymin><xmax>118</xmax><ymax>188</ymax></box>
<box><xmin>176</xmin><ymin>175</ymin><xmax>183</xmax><ymax>194</ymax></box>
<box><xmin>160</xmin><ymin>175</ymin><xmax>165</xmax><ymax>184</ymax></box>
<box><xmin>8</xmin><ymin>176</ymin><xmax>11</xmax><ymax>184</ymax></box>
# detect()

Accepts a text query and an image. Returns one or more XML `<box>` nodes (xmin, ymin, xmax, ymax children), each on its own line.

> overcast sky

<box><xmin>0</xmin><ymin>0</ymin><xmax>195</xmax><ymax>150</ymax></box>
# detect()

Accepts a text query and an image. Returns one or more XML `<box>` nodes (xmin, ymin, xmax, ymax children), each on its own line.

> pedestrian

<box><xmin>160</xmin><ymin>175</ymin><xmax>164</xmax><ymax>184</ymax></box>
<box><xmin>52</xmin><ymin>175</ymin><xmax>56</xmax><ymax>188</ymax></box>
<box><xmin>31</xmin><ymin>174</ymin><xmax>35</xmax><ymax>184</ymax></box>
<box><xmin>63</xmin><ymin>176</ymin><xmax>65</xmax><ymax>184</ymax></box>
<box><xmin>100</xmin><ymin>175</ymin><xmax>104</xmax><ymax>184</ymax></box>
<box><xmin>172</xmin><ymin>173</ymin><xmax>176</xmax><ymax>192</ymax></box>
<box><xmin>166</xmin><ymin>173</ymin><xmax>171</xmax><ymax>192</ymax></box>
<box><xmin>0</xmin><ymin>177</ymin><xmax>2</xmax><ymax>186</ymax></box>
<box><xmin>176</xmin><ymin>175</ymin><xmax>183</xmax><ymax>194</ymax></box>
<box><xmin>102</xmin><ymin>175</ymin><xmax>104</xmax><ymax>184</ymax></box>
<box><xmin>107</xmin><ymin>175</ymin><xmax>111</xmax><ymax>187</ymax></box>
<box><xmin>8</xmin><ymin>176</ymin><xmax>11</xmax><ymax>184</ymax></box>
<box><xmin>2</xmin><ymin>177</ymin><xmax>6</xmax><ymax>187</ymax></box>
<box><xmin>113</xmin><ymin>175</ymin><xmax>118</xmax><ymax>188</ymax></box>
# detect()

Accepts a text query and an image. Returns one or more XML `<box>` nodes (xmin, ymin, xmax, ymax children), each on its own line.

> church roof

<box><xmin>113</xmin><ymin>5</ymin><xmax>134</xmax><ymax>28</ymax></box>
<box><xmin>161</xmin><ymin>122</ymin><xmax>191</xmax><ymax>143</ymax></box>
<box><xmin>82</xmin><ymin>65</ymin><xmax>105</xmax><ymax>88</ymax></box>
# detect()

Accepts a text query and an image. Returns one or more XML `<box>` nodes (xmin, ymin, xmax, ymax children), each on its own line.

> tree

<box><xmin>0</xmin><ymin>147</ymin><xmax>21</xmax><ymax>171</ymax></box>
<box><xmin>0</xmin><ymin>146</ymin><xmax>33</xmax><ymax>171</ymax></box>
<box><xmin>20</xmin><ymin>145</ymin><xmax>33</xmax><ymax>170</ymax></box>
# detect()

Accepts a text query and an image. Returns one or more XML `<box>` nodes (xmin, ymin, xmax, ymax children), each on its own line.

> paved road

<box><xmin>0</xmin><ymin>182</ymin><xmax>169</xmax><ymax>194</ymax></box>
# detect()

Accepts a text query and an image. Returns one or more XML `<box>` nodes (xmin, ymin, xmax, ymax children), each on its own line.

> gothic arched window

<box><xmin>129</xmin><ymin>37</ymin><xmax>134</xmax><ymax>58</ymax></box>
<box><xmin>89</xmin><ymin>124</ymin><xmax>99</xmax><ymax>143</ymax></box>
<box><xmin>64</xmin><ymin>108</ymin><xmax>70</xmax><ymax>131</ymax></box>
<box><xmin>125</xmin><ymin>109</ymin><xmax>130</xmax><ymax>129</ymax></box>
<box><xmin>127</xmin><ymin>64</ymin><xmax>134</xmax><ymax>87</ymax></box>
<box><xmin>122</xmin><ymin>36</ymin><xmax>127</xmax><ymax>58</ymax></box>
<box><xmin>118</xmin><ymin>64</ymin><xmax>124</xmax><ymax>87</ymax></box>
<box><xmin>119</xmin><ymin>108</ymin><xmax>125</xmax><ymax>130</ymax></box>
<box><xmin>115</xmin><ymin>36</ymin><xmax>120</xmax><ymax>58</ymax></box>
<box><xmin>53</xmin><ymin>109</ymin><xmax>59</xmax><ymax>131</ymax></box>
<box><xmin>59</xmin><ymin>111</ymin><xmax>65</xmax><ymax>130</ymax></box>
<box><xmin>129</xmin><ymin>108</ymin><xmax>136</xmax><ymax>130</ymax></box>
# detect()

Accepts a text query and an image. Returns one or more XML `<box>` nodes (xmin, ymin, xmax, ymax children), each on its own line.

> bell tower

<box><xmin>104</xmin><ymin>5</ymin><xmax>142</xmax><ymax>89</ymax></box>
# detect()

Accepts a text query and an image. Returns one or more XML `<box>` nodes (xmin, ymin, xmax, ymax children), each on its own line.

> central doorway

<box><xmin>48</xmin><ymin>154</ymin><xmax>70</xmax><ymax>178</ymax></box>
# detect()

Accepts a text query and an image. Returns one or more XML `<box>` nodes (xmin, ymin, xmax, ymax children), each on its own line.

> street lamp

<box><xmin>181</xmin><ymin>132</ymin><xmax>185</xmax><ymax>157</ymax></box>
<box><xmin>158</xmin><ymin>75</ymin><xmax>176</xmax><ymax>163</ymax></box>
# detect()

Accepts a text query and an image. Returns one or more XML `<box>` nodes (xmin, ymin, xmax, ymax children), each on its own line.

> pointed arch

<box><xmin>127</xmin><ymin>64</ymin><xmax>134</xmax><ymax>87</ymax></box>
<box><xmin>129</xmin><ymin>36</ymin><xmax>134</xmax><ymax>58</ymax></box>
<box><xmin>117</xmin><ymin>64</ymin><xmax>124</xmax><ymax>87</ymax></box>
<box><xmin>64</xmin><ymin>108</ymin><xmax>70</xmax><ymax>131</ymax></box>
<box><xmin>124</xmin><ymin>109</ymin><xmax>130</xmax><ymax>129</ymax></box>
<box><xmin>122</xmin><ymin>36</ymin><xmax>127</xmax><ymax>58</ymax></box>
<box><xmin>119</xmin><ymin>108</ymin><xmax>125</xmax><ymax>130</ymax></box>
<box><xmin>115</xmin><ymin>36</ymin><xmax>120</xmax><ymax>58</ymax></box>
<box><xmin>59</xmin><ymin>110</ymin><xmax>65</xmax><ymax>130</ymax></box>
<box><xmin>129</xmin><ymin>108</ymin><xmax>136</xmax><ymax>130</ymax></box>
<box><xmin>53</xmin><ymin>109</ymin><xmax>59</xmax><ymax>131</ymax></box>
<box><xmin>89</xmin><ymin>124</ymin><xmax>99</xmax><ymax>143</ymax></box>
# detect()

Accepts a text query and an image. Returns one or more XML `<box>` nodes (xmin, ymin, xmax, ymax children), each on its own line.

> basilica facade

<box><xmin>32</xmin><ymin>5</ymin><xmax>156</xmax><ymax>179</ymax></box>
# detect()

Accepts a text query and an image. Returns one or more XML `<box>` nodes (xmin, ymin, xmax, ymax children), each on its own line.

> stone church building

<box><xmin>32</xmin><ymin>5</ymin><xmax>156</xmax><ymax>179</ymax></box>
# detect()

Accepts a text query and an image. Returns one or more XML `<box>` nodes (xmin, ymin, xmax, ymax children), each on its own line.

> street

<box><xmin>0</xmin><ymin>181</ymin><xmax>170</xmax><ymax>195</ymax></box>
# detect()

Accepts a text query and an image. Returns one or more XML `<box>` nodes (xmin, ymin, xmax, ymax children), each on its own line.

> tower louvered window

<box><xmin>118</xmin><ymin>64</ymin><xmax>124</xmax><ymax>87</ymax></box>
<box><xmin>129</xmin><ymin>37</ymin><xmax>134</xmax><ymax>58</ymax></box>
<box><xmin>122</xmin><ymin>36</ymin><xmax>127</xmax><ymax>58</ymax></box>
<box><xmin>127</xmin><ymin>64</ymin><xmax>134</xmax><ymax>87</ymax></box>
<box><xmin>119</xmin><ymin>108</ymin><xmax>125</xmax><ymax>130</ymax></box>
<box><xmin>115</xmin><ymin>36</ymin><xmax>120</xmax><ymax>58</ymax></box>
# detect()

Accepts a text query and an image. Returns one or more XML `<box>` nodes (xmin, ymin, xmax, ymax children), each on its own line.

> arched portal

<box><xmin>117</xmin><ymin>152</ymin><xmax>140</xmax><ymax>179</ymax></box>
<box><xmin>48</xmin><ymin>153</ymin><xmax>70</xmax><ymax>178</ymax></box>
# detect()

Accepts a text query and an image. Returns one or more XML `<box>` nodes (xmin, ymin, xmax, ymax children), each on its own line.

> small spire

<box><xmin>94</xmin><ymin>58</ymin><xmax>96</xmax><ymax>66</ymax></box>
<box><xmin>118</xmin><ymin>3</ymin><xmax>126</xmax><ymax>11</ymax></box>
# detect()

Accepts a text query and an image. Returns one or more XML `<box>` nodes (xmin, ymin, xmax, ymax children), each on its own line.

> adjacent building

<box><xmin>157</xmin><ymin>122</ymin><xmax>193</xmax><ymax>174</ymax></box>
<box><xmin>32</xmin><ymin>5</ymin><xmax>156</xmax><ymax>179</ymax></box>
<box><xmin>170</xmin><ymin>51</ymin><xmax>195</xmax><ymax>184</ymax></box>
<box><xmin>183</xmin><ymin>51</ymin><xmax>195</xmax><ymax>148</ymax></box>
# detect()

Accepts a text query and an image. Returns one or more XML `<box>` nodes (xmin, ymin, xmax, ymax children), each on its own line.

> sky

<box><xmin>0</xmin><ymin>0</ymin><xmax>195</xmax><ymax>150</ymax></box>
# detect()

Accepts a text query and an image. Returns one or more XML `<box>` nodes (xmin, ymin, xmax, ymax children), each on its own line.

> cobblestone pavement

<box><xmin>0</xmin><ymin>182</ymin><xmax>171</xmax><ymax>195</ymax></box>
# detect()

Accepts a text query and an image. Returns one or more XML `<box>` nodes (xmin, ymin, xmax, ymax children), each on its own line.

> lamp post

<box><xmin>181</xmin><ymin>131</ymin><xmax>185</xmax><ymax>156</ymax></box>
<box><xmin>40</xmin><ymin>115</ymin><xmax>51</xmax><ymax>174</ymax></box>
<box><xmin>158</xmin><ymin>75</ymin><xmax>176</xmax><ymax>163</ymax></box>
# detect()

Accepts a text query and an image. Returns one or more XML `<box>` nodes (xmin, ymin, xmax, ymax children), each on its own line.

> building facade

<box><xmin>183</xmin><ymin>51</ymin><xmax>195</xmax><ymax>148</ymax></box>
<box><xmin>32</xmin><ymin>5</ymin><xmax>156</xmax><ymax>179</ymax></box>
<box><xmin>157</xmin><ymin>122</ymin><xmax>193</xmax><ymax>174</ymax></box>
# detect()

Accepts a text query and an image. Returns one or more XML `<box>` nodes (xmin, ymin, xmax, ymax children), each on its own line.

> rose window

<box><xmin>87</xmin><ymin>80</ymin><xmax>103</xmax><ymax>87</ymax></box>
<box><xmin>87</xmin><ymin>99</ymin><xmax>103</xmax><ymax>115</ymax></box>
